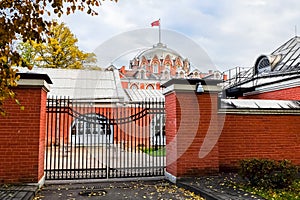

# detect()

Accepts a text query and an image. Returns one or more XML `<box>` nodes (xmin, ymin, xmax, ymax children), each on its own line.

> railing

<box><xmin>222</xmin><ymin>67</ymin><xmax>252</xmax><ymax>89</ymax></box>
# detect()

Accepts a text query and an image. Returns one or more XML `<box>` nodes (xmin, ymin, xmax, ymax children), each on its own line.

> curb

<box><xmin>176</xmin><ymin>181</ymin><xmax>220</xmax><ymax>200</ymax></box>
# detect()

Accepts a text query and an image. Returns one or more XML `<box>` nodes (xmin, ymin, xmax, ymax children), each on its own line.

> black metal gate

<box><xmin>45</xmin><ymin>97</ymin><xmax>165</xmax><ymax>180</ymax></box>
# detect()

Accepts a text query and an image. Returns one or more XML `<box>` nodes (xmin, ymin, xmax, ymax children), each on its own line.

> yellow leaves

<box><xmin>1</xmin><ymin>0</ymin><xmax>118</xmax><ymax>115</ymax></box>
<box><xmin>23</xmin><ymin>21</ymin><xmax>96</xmax><ymax>69</ymax></box>
<box><xmin>49</xmin><ymin>38</ymin><xmax>58</xmax><ymax>46</ymax></box>
<box><xmin>0</xmin><ymin>62</ymin><xmax>20</xmax><ymax>115</ymax></box>
<box><xmin>0</xmin><ymin>56</ymin><xmax>8</xmax><ymax>63</ymax></box>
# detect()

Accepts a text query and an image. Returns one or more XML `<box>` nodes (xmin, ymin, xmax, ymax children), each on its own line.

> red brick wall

<box><xmin>218</xmin><ymin>113</ymin><xmax>300</xmax><ymax>171</ymax></box>
<box><xmin>165</xmin><ymin>91</ymin><xmax>219</xmax><ymax>177</ymax></box>
<box><xmin>165</xmin><ymin>87</ymin><xmax>300</xmax><ymax>178</ymax></box>
<box><xmin>241</xmin><ymin>86</ymin><xmax>300</xmax><ymax>100</ymax></box>
<box><xmin>0</xmin><ymin>87</ymin><xmax>47</xmax><ymax>184</ymax></box>
<box><xmin>165</xmin><ymin>93</ymin><xmax>178</xmax><ymax>175</ymax></box>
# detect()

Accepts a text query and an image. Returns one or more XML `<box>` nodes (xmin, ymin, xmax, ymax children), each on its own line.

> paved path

<box><xmin>177</xmin><ymin>173</ymin><xmax>266</xmax><ymax>200</ymax></box>
<box><xmin>0</xmin><ymin>173</ymin><xmax>266</xmax><ymax>200</ymax></box>
<box><xmin>0</xmin><ymin>185</ymin><xmax>37</xmax><ymax>200</ymax></box>
<box><xmin>34</xmin><ymin>180</ymin><xmax>205</xmax><ymax>200</ymax></box>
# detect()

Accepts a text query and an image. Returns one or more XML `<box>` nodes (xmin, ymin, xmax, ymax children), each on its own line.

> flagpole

<box><xmin>159</xmin><ymin>18</ymin><xmax>161</xmax><ymax>44</ymax></box>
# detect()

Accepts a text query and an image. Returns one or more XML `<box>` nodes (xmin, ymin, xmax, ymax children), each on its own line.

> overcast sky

<box><xmin>59</xmin><ymin>0</ymin><xmax>300</xmax><ymax>72</ymax></box>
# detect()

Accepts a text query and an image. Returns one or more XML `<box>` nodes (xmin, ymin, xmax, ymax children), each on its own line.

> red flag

<box><xmin>151</xmin><ymin>20</ymin><xmax>160</xmax><ymax>27</ymax></box>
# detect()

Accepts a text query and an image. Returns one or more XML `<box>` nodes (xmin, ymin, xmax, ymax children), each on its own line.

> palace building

<box><xmin>117</xmin><ymin>42</ymin><xmax>222</xmax><ymax>91</ymax></box>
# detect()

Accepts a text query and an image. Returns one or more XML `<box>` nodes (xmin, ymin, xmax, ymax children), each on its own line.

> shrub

<box><xmin>238</xmin><ymin>158</ymin><xmax>298</xmax><ymax>189</ymax></box>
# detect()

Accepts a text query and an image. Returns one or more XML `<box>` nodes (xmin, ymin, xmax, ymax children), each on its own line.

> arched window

<box><xmin>164</xmin><ymin>71</ymin><xmax>170</xmax><ymax>79</ymax></box>
<box><xmin>71</xmin><ymin>113</ymin><xmax>113</xmax><ymax>145</ymax></box>
<box><xmin>146</xmin><ymin>84</ymin><xmax>154</xmax><ymax>90</ymax></box>
<box><xmin>180</xmin><ymin>71</ymin><xmax>185</xmax><ymax>78</ymax></box>
<box><xmin>130</xmin><ymin>84</ymin><xmax>138</xmax><ymax>89</ymax></box>
<box><xmin>165</xmin><ymin>64</ymin><xmax>170</xmax><ymax>71</ymax></box>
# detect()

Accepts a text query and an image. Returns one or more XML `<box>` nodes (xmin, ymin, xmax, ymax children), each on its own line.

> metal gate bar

<box><xmin>45</xmin><ymin>97</ymin><xmax>165</xmax><ymax>180</ymax></box>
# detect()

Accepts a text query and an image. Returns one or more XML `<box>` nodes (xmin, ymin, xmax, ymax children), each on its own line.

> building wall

<box><xmin>165</xmin><ymin>91</ymin><xmax>219</xmax><ymax>177</ymax></box>
<box><xmin>0</xmin><ymin>87</ymin><xmax>47</xmax><ymax>184</ymax></box>
<box><xmin>218</xmin><ymin>113</ymin><xmax>300</xmax><ymax>171</ymax></box>
<box><xmin>241</xmin><ymin>86</ymin><xmax>300</xmax><ymax>100</ymax></box>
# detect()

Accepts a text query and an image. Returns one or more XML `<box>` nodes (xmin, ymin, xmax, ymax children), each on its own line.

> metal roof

<box><xmin>271</xmin><ymin>36</ymin><xmax>300</xmax><ymax>72</ymax></box>
<box><xmin>17</xmin><ymin>67</ymin><xmax>128</xmax><ymax>102</ymax></box>
<box><xmin>223</xmin><ymin>36</ymin><xmax>300</xmax><ymax>96</ymax></box>
<box><xmin>124</xmin><ymin>89</ymin><xmax>164</xmax><ymax>102</ymax></box>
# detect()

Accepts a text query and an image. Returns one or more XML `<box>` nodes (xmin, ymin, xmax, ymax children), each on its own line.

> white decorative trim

<box><xmin>163</xmin><ymin>83</ymin><xmax>221</xmax><ymax>95</ymax></box>
<box><xmin>218</xmin><ymin>109</ymin><xmax>300</xmax><ymax>115</ymax></box>
<box><xmin>165</xmin><ymin>171</ymin><xmax>177</xmax><ymax>184</ymax></box>
<box><xmin>203</xmin><ymin>85</ymin><xmax>222</xmax><ymax>92</ymax></box>
<box><xmin>163</xmin><ymin>84</ymin><xmax>195</xmax><ymax>95</ymax></box>
<box><xmin>17</xmin><ymin>79</ymin><xmax>50</xmax><ymax>92</ymax></box>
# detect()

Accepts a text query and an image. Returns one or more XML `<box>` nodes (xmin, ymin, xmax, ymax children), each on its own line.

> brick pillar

<box><xmin>163</xmin><ymin>79</ymin><xmax>222</xmax><ymax>183</ymax></box>
<box><xmin>0</xmin><ymin>73</ymin><xmax>51</xmax><ymax>185</ymax></box>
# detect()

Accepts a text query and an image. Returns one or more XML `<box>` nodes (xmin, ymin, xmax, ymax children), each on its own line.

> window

<box><xmin>130</xmin><ymin>84</ymin><xmax>138</xmax><ymax>89</ymax></box>
<box><xmin>140</xmin><ymin>70</ymin><xmax>145</xmax><ymax>79</ymax></box>
<box><xmin>146</xmin><ymin>84</ymin><xmax>154</xmax><ymax>90</ymax></box>
<box><xmin>165</xmin><ymin>64</ymin><xmax>170</xmax><ymax>71</ymax></box>
<box><xmin>180</xmin><ymin>71</ymin><xmax>184</xmax><ymax>78</ymax></box>
<box><xmin>71</xmin><ymin>113</ymin><xmax>113</xmax><ymax>145</ymax></box>
<box><xmin>153</xmin><ymin>64</ymin><xmax>158</xmax><ymax>73</ymax></box>
<box><xmin>164</xmin><ymin>71</ymin><xmax>170</xmax><ymax>79</ymax></box>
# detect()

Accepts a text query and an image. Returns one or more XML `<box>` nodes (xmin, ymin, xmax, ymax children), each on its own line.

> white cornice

<box><xmin>218</xmin><ymin>109</ymin><xmax>300</xmax><ymax>115</ymax></box>
<box><xmin>163</xmin><ymin>83</ymin><xmax>221</xmax><ymax>95</ymax></box>
<box><xmin>17</xmin><ymin>79</ymin><xmax>51</xmax><ymax>92</ymax></box>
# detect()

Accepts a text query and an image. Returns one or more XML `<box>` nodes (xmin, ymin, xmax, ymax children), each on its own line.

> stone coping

<box><xmin>16</xmin><ymin>72</ymin><xmax>52</xmax><ymax>92</ymax></box>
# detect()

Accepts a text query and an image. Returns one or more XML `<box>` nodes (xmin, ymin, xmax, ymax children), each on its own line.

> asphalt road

<box><xmin>33</xmin><ymin>180</ymin><xmax>205</xmax><ymax>200</ymax></box>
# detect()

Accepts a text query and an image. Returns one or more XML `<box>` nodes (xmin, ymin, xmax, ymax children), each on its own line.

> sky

<box><xmin>58</xmin><ymin>0</ymin><xmax>300</xmax><ymax>72</ymax></box>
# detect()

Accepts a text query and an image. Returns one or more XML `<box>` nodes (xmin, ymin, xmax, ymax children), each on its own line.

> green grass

<box><xmin>141</xmin><ymin>147</ymin><xmax>166</xmax><ymax>157</ymax></box>
<box><xmin>238</xmin><ymin>179</ymin><xmax>300</xmax><ymax>200</ymax></box>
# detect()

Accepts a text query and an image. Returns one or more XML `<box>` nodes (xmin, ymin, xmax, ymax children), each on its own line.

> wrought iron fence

<box><xmin>45</xmin><ymin>97</ymin><xmax>165</xmax><ymax>180</ymax></box>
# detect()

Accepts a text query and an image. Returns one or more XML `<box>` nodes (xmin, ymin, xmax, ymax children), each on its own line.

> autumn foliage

<box><xmin>0</xmin><ymin>0</ymin><xmax>117</xmax><ymax>115</ymax></box>
<box><xmin>19</xmin><ymin>22</ymin><xmax>96</xmax><ymax>69</ymax></box>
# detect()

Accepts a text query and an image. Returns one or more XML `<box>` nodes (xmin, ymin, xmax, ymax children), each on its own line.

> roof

<box><xmin>17</xmin><ymin>67</ymin><xmax>129</xmax><ymax>102</ymax></box>
<box><xmin>124</xmin><ymin>89</ymin><xmax>164</xmax><ymax>102</ymax></box>
<box><xmin>224</xmin><ymin>36</ymin><xmax>300</xmax><ymax>96</ymax></box>
<box><xmin>135</xmin><ymin>43</ymin><xmax>183</xmax><ymax>61</ymax></box>
<box><xmin>271</xmin><ymin>36</ymin><xmax>300</xmax><ymax>72</ymax></box>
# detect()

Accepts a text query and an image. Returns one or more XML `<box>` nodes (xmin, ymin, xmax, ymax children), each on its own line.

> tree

<box><xmin>0</xmin><ymin>0</ymin><xmax>117</xmax><ymax>115</ymax></box>
<box><xmin>83</xmin><ymin>53</ymin><xmax>100</xmax><ymax>70</ymax></box>
<box><xmin>19</xmin><ymin>22</ymin><xmax>96</xmax><ymax>69</ymax></box>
